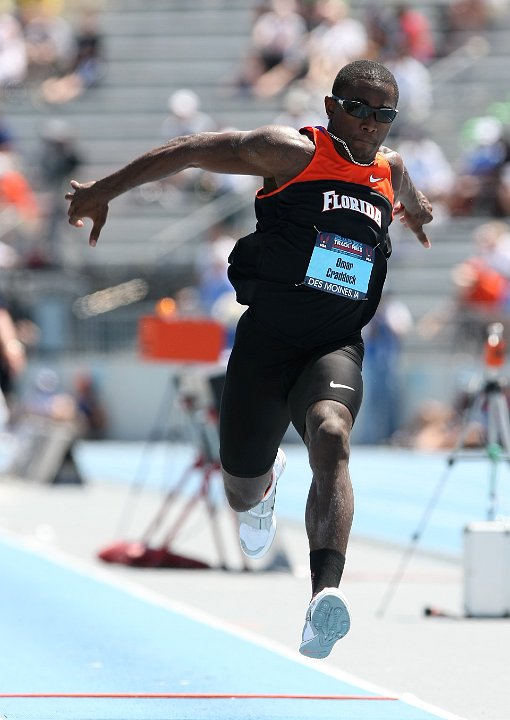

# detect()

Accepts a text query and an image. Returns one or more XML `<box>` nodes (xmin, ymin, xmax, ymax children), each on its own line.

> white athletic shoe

<box><xmin>299</xmin><ymin>587</ymin><xmax>351</xmax><ymax>659</ymax></box>
<box><xmin>238</xmin><ymin>448</ymin><xmax>286</xmax><ymax>559</ymax></box>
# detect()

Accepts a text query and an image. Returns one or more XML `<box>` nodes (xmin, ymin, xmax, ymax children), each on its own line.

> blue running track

<box><xmin>0</xmin><ymin>532</ymin><xmax>463</xmax><ymax>720</ymax></box>
<box><xmin>76</xmin><ymin>443</ymin><xmax>510</xmax><ymax>557</ymax></box>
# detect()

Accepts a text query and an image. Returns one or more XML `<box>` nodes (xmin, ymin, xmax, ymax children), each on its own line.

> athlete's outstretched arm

<box><xmin>65</xmin><ymin>126</ymin><xmax>314</xmax><ymax>246</ymax></box>
<box><xmin>381</xmin><ymin>146</ymin><xmax>433</xmax><ymax>249</ymax></box>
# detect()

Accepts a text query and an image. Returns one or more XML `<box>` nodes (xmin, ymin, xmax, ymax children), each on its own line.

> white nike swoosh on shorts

<box><xmin>370</xmin><ymin>175</ymin><xmax>383</xmax><ymax>182</ymax></box>
<box><xmin>330</xmin><ymin>381</ymin><xmax>355</xmax><ymax>390</ymax></box>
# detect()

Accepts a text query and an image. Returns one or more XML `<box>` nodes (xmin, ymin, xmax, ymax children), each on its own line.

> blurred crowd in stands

<box><xmin>0</xmin><ymin>0</ymin><xmax>509</xmax><ymax>445</ymax></box>
<box><xmin>0</xmin><ymin>0</ymin><xmax>105</xmax><ymax>104</ymax></box>
<box><xmin>123</xmin><ymin>0</ymin><xmax>510</xmax><ymax>230</ymax></box>
<box><xmin>221</xmin><ymin>0</ymin><xmax>510</xmax><ymax>222</ymax></box>
<box><xmin>229</xmin><ymin>0</ymin><xmax>500</xmax><ymax>98</ymax></box>
<box><xmin>0</xmin><ymin>0</ymin><xmax>104</xmax><ymax>269</ymax></box>
<box><xmin>0</xmin><ymin>0</ymin><xmax>508</xmax><ymax>275</ymax></box>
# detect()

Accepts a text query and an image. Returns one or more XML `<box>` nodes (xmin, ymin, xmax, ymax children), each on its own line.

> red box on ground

<box><xmin>139</xmin><ymin>316</ymin><xmax>225</xmax><ymax>362</ymax></box>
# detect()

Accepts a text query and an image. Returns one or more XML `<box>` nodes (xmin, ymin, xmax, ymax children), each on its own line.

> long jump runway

<box><xmin>0</xmin><ymin>528</ymin><xmax>463</xmax><ymax>720</ymax></box>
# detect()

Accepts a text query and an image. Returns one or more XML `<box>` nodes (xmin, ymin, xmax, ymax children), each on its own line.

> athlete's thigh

<box><xmin>219</xmin><ymin>313</ymin><xmax>291</xmax><ymax>477</ymax></box>
<box><xmin>288</xmin><ymin>342</ymin><xmax>364</xmax><ymax>439</ymax></box>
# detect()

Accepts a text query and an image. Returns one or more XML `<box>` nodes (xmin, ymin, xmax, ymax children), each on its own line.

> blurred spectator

<box><xmin>234</xmin><ymin>0</ymin><xmax>309</xmax><ymax>98</ymax></box>
<box><xmin>0</xmin><ymin>142</ymin><xmax>41</xmax><ymax>266</ymax></box>
<box><xmin>385</xmin><ymin>44</ymin><xmax>433</xmax><ymax>135</ymax></box>
<box><xmin>158</xmin><ymin>98</ymin><xmax>254</xmax><ymax>207</ymax></box>
<box><xmin>171</xmin><ymin>286</ymin><xmax>203</xmax><ymax>317</ymax></box>
<box><xmin>187</xmin><ymin>122</ymin><xmax>258</xmax><ymax>220</ymax></box>
<box><xmin>0</xmin><ymin>3</ymin><xmax>27</xmax><ymax>90</ymax></box>
<box><xmin>395</xmin><ymin>3</ymin><xmax>435</xmax><ymax>63</ymax></box>
<box><xmin>0</xmin><ymin>236</ymin><xmax>18</xmax><ymax>266</ymax></box>
<box><xmin>37</xmin><ymin>118</ymin><xmax>81</xmax><ymax>188</ymax></box>
<box><xmin>152</xmin><ymin>89</ymin><xmax>217</xmax><ymax>200</ymax></box>
<box><xmin>0</xmin><ymin>118</ymin><xmax>22</xmax><ymax>266</ymax></box>
<box><xmin>40</xmin><ymin>9</ymin><xmax>105</xmax><ymax>104</ymax></box>
<box><xmin>0</xmin><ymin>290</ymin><xmax>25</xmax><ymax>429</ymax></box>
<box><xmin>7</xmin><ymin>364</ymin><xmax>86</xmax><ymax>484</ymax></box>
<box><xmin>20</xmin><ymin>0</ymin><xmax>74</xmax><ymax>84</ymax></box>
<box><xmin>35</xmin><ymin>118</ymin><xmax>81</xmax><ymax>266</ymax></box>
<box><xmin>438</xmin><ymin>0</ymin><xmax>492</xmax><ymax>56</ymax></box>
<box><xmin>195</xmin><ymin>223</ymin><xmax>235</xmax><ymax>314</ymax></box>
<box><xmin>451</xmin><ymin>116</ymin><xmax>510</xmax><ymax>217</ymax></box>
<box><xmin>395</xmin><ymin>126</ymin><xmax>455</xmax><ymax>217</ymax></box>
<box><xmin>160</xmin><ymin>88</ymin><xmax>217</xmax><ymax>139</ymax></box>
<box><xmin>304</xmin><ymin>0</ymin><xmax>369</xmax><ymax>95</ymax></box>
<box><xmin>393</xmin><ymin>399</ymin><xmax>461</xmax><ymax>450</ymax></box>
<box><xmin>472</xmin><ymin>220</ymin><xmax>510</xmax><ymax>277</ymax></box>
<box><xmin>363</xmin><ymin>3</ymin><xmax>436</xmax><ymax>63</ymax></box>
<box><xmin>194</xmin><ymin>223</ymin><xmax>242</xmax><ymax>349</ymax></box>
<box><xmin>0</xmin><ymin>112</ymin><xmax>14</xmax><ymax>151</ymax></box>
<box><xmin>24</xmin><ymin>367</ymin><xmax>77</xmax><ymax>422</ymax></box>
<box><xmin>195</xmin><ymin>154</ymin><xmax>257</xmax><ymax>205</ymax></box>
<box><xmin>452</xmin><ymin>221</ymin><xmax>510</xmax><ymax>315</ymax></box>
<box><xmin>0</xmin><ymin>152</ymin><xmax>38</xmax><ymax>220</ymax></box>
<box><xmin>496</xmin><ymin>161</ymin><xmax>510</xmax><ymax>217</ymax></box>
<box><xmin>360</xmin><ymin>290</ymin><xmax>413</xmax><ymax>444</ymax></box>
<box><xmin>418</xmin><ymin>221</ymin><xmax>510</xmax><ymax>353</ymax></box>
<box><xmin>272</xmin><ymin>84</ymin><xmax>322</xmax><ymax>128</ymax></box>
<box><xmin>362</xmin><ymin>3</ymin><xmax>397</xmax><ymax>59</ymax></box>
<box><xmin>73</xmin><ymin>371</ymin><xmax>107</xmax><ymax>439</ymax></box>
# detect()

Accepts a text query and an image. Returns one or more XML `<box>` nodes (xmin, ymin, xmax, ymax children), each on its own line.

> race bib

<box><xmin>301</xmin><ymin>231</ymin><xmax>374</xmax><ymax>300</ymax></box>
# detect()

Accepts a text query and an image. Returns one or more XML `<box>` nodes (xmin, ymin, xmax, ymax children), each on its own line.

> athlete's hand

<box><xmin>394</xmin><ymin>190</ymin><xmax>433</xmax><ymax>249</ymax></box>
<box><xmin>65</xmin><ymin>180</ymin><xmax>109</xmax><ymax>247</ymax></box>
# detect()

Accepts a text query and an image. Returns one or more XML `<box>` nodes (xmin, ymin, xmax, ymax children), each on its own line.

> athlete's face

<box><xmin>324</xmin><ymin>80</ymin><xmax>398</xmax><ymax>164</ymax></box>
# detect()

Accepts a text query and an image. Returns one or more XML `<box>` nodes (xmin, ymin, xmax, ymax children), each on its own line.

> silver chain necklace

<box><xmin>327</xmin><ymin>130</ymin><xmax>374</xmax><ymax>167</ymax></box>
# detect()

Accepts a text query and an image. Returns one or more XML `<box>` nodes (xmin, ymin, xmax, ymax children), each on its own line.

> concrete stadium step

<box><xmin>391</xmin><ymin>244</ymin><xmax>477</xmax><ymax>270</ymax></box>
<box><xmin>389</xmin><ymin>267</ymin><xmax>453</xmax><ymax>293</ymax></box>
<box><xmin>103</xmin><ymin>59</ymin><xmax>238</xmax><ymax>87</ymax></box>
<box><xmin>100</xmin><ymin>9</ymin><xmax>252</xmax><ymax>36</ymax></box>
<box><xmin>106</xmin><ymin>194</ymin><xmax>205</xmax><ymax>217</ymax></box>
<box><xmin>106</xmin><ymin>35</ymin><xmax>249</xmax><ymax>61</ymax></box>
<box><xmin>9</xmin><ymin>113</ymin><xmax>166</xmax><ymax>141</ymax></box>
<box><xmin>67</xmin><ymin>234</ymin><xmax>201</xmax><ymax>270</ymax></box>
<box><xmin>108</xmin><ymin>0</ymin><xmax>255</xmax><ymax>9</ymax></box>
<box><xmin>8</xmin><ymin>92</ymin><xmax>280</xmax><ymax>126</ymax></box>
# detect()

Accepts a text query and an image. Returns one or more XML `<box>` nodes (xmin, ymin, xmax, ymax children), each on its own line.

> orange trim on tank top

<box><xmin>256</xmin><ymin>126</ymin><xmax>394</xmax><ymax>206</ymax></box>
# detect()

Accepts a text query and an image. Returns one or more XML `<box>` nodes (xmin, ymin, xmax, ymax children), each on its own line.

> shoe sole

<box><xmin>299</xmin><ymin>591</ymin><xmax>350</xmax><ymax>659</ymax></box>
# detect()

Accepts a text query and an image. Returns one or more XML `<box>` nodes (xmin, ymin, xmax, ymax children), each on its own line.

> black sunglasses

<box><xmin>331</xmin><ymin>95</ymin><xmax>398</xmax><ymax>123</ymax></box>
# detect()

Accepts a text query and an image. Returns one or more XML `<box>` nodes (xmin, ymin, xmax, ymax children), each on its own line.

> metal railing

<box><xmin>149</xmin><ymin>188</ymin><xmax>254</xmax><ymax>262</ymax></box>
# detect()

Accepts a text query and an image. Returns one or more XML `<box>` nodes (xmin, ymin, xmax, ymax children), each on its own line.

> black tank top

<box><xmin>228</xmin><ymin>126</ymin><xmax>395</xmax><ymax>348</ymax></box>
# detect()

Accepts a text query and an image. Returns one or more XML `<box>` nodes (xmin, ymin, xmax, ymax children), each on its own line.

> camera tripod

<box><xmin>98</xmin><ymin>371</ymin><xmax>249</xmax><ymax>571</ymax></box>
<box><xmin>377</xmin><ymin>366</ymin><xmax>510</xmax><ymax>618</ymax></box>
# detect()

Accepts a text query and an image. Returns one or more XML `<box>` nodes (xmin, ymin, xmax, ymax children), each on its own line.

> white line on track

<box><xmin>0</xmin><ymin>528</ymin><xmax>467</xmax><ymax>720</ymax></box>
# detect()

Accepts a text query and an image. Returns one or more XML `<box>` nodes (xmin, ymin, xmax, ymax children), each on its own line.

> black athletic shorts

<box><xmin>219</xmin><ymin>310</ymin><xmax>364</xmax><ymax>477</ymax></box>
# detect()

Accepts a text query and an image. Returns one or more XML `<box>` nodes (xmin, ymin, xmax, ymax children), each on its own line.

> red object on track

<box><xmin>97</xmin><ymin>540</ymin><xmax>210</xmax><ymax>569</ymax></box>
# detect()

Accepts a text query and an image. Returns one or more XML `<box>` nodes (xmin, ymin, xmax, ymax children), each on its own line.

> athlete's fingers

<box><xmin>89</xmin><ymin>207</ymin><xmax>108</xmax><ymax>247</ymax></box>
<box><xmin>415</xmin><ymin>226</ymin><xmax>431</xmax><ymax>249</ymax></box>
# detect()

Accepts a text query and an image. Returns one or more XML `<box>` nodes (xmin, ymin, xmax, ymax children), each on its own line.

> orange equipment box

<box><xmin>139</xmin><ymin>316</ymin><xmax>225</xmax><ymax>363</ymax></box>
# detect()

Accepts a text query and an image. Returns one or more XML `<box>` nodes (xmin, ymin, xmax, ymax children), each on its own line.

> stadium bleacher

<box><xmin>4</xmin><ymin>0</ymin><xmax>510</xmax><ymax>436</ymax></box>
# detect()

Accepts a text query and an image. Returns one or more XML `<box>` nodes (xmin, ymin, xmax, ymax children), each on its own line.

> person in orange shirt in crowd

<box><xmin>0</xmin><ymin>159</ymin><xmax>39</xmax><ymax>220</ymax></box>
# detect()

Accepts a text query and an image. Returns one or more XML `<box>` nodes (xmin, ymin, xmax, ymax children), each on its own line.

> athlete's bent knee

<box><xmin>222</xmin><ymin>468</ymin><xmax>272</xmax><ymax>512</ymax></box>
<box><xmin>306</xmin><ymin>402</ymin><xmax>352</xmax><ymax>463</ymax></box>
